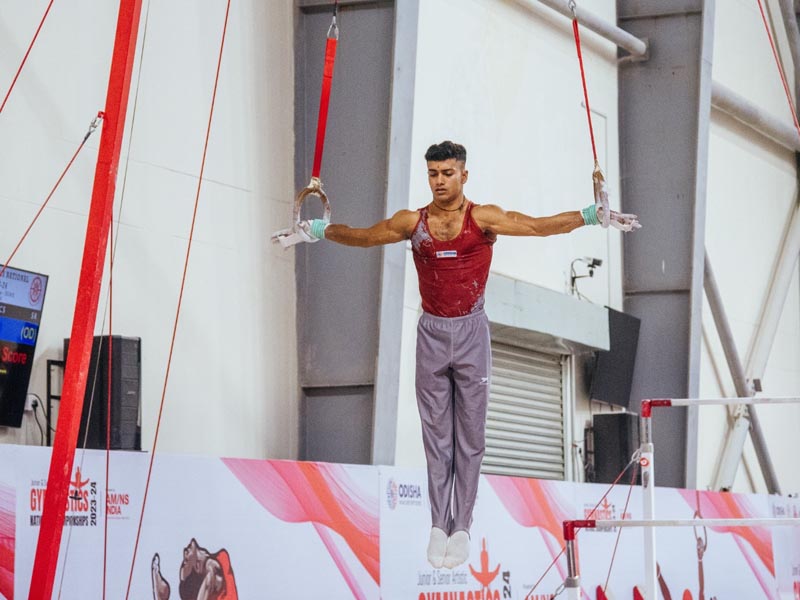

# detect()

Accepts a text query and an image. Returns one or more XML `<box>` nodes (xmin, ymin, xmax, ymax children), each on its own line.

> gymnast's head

<box><xmin>425</xmin><ymin>141</ymin><xmax>468</xmax><ymax>200</ymax></box>
<box><xmin>425</xmin><ymin>140</ymin><xmax>466</xmax><ymax>166</ymax></box>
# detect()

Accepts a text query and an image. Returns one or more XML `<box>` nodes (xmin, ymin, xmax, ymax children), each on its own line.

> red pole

<box><xmin>28</xmin><ymin>1</ymin><xmax>142</xmax><ymax>597</ymax></box>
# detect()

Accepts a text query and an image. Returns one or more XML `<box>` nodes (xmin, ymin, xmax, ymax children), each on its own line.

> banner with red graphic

<box><xmin>771</xmin><ymin>495</ymin><xmax>800</xmax><ymax>599</ymax></box>
<box><xmin>0</xmin><ymin>445</ymin><xmax>797</xmax><ymax>599</ymax></box>
<box><xmin>379</xmin><ymin>467</ymin><xmax>795</xmax><ymax>600</ymax></box>
<box><xmin>0</xmin><ymin>446</ymin><xmax>379</xmax><ymax>599</ymax></box>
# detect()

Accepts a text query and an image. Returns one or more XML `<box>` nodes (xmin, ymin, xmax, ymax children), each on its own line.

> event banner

<box><xmin>0</xmin><ymin>446</ymin><xmax>378</xmax><ymax>599</ymax></box>
<box><xmin>0</xmin><ymin>445</ymin><xmax>798</xmax><ymax>599</ymax></box>
<box><xmin>378</xmin><ymin>467</ymin><xmax>798</xmax><ymax>600</ymax></box>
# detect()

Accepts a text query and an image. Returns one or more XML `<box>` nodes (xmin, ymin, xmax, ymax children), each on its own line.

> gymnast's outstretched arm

<box><xmin>472</xmin><ymin>203</ymin><xmax>640</xmax><ymax>236</ymax></box>
<box><xmin>303</xmin><ymin>209</ymin><xmax>419</xmax><ymax>247</ymax></box>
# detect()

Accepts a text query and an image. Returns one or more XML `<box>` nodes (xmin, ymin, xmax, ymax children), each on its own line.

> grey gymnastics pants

<box><xmin>415</xmin><ymin>309</ymin><xmax>491</xmax><ymax>535</ymax></box>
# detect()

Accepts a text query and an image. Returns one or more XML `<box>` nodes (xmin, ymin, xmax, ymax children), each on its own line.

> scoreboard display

<box><xmin>0</xmin><ymin>265</ymin><xmax>48</xmax><ymax>427</ymax></box>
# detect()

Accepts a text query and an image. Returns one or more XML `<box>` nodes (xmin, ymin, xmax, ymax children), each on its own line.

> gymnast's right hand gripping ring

<box><xmin>271</xmin><ymin>177</ymin><xmax>332</xmax><ymax>248</ymax></box>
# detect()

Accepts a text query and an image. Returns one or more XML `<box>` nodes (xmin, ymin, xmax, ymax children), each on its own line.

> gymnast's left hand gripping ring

<box><xmin>271</xmin><ymin>177</ymin><xmax>332</xmax><ymax>248</ymax></box>
<box><xmin>592</xmin><ymin>164</ymin><xmax>610</xmax><ymax>229</ymax></box>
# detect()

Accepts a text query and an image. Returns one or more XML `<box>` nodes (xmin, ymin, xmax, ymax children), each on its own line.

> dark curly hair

<box><xmin>424</xmin><ymin>141</ymin><xmax>466</xmax><ymax>164</ymax></box>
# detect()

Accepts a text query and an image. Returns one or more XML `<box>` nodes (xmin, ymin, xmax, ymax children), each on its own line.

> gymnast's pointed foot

<box><xmin>443</xmin><ymin>530</ymin><xmax>470</xmax><ymax>569</ymax></box>
<box><xmin>426</xmin><ymin>527</ymin><xmax>448</xmax><ymax>568</ymax></box>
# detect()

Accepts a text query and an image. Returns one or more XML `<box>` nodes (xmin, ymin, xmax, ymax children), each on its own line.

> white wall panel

<box><xmin>0</xmin><ymin>0</ymin><xmax>297</xmax><ymax>459</ymax></box>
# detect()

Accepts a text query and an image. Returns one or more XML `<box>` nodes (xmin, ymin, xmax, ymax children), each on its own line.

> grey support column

<box><xmin>295</xmin><ymin>1</ymin><xmax>395</xmax><ymax>463</ymax></box>
<box><xmin>617</xmin><ymin>1</ymin><xmax>715</xmax><ymax>488</ymax></box>
<box><xmin>371</xmin><ymin>0</ymin><xmax>420</xmax><ymax>465</ymax></box>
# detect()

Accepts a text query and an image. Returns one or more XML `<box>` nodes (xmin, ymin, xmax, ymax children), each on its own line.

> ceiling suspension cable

<box><xmin>755</xmin><ymin>0</ymin><xmax>800</xmax><ymax>137</ymax></box>
<box><xmin>0</xmin><ymin>0</ymin><xmax>55</xmax><ymax>114</ymax></box>
<box><xmin>0</xmin><ymin>112</ymin><xmax>103</xmax><ymax>281</ymax></box>
<box><xmin>125</xmin><ymin>1</ymin><xmax>232</xmax><ymax>596</ymax></box>
<box><xmin>569</xmin><ymin>0</ymin><xmax>611</xmax><ymax>229</ymax></box>
<box><xmin>523</xmin><ymin>451</ymin><xmax>641</xmax><ymax>599</ymax></box>
<box><xmin>602</xmin><ymin>463</ymin><xmax>639</xmax><ymax>595</ymax></box>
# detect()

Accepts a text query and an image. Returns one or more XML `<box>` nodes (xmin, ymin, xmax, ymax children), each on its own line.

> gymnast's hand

<box><xmin>597</xmin><ymin>206</ymin><xmax>641</xmax><ymax>232</ymax></box>
<box><xmin>297</xmin><ymin>219</ymin><xmax>329</xmax><ymax>242</ymax></box>
<box><xmin>270</xmin><ymin>218</ymin><xmax>328</xmax><ymax>247</ymax></box>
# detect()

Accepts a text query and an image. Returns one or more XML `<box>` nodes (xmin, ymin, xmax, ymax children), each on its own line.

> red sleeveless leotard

<box><xmin>411</xmin><ymin>202</ymin><xmax>495</xmax><ymax>318</ymax></box>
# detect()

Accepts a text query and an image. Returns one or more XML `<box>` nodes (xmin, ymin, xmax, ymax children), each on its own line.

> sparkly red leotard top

<box><xmin>411</xmin><ymin>202</ymin><xmax>495</xmax><ymax>318</ymax></box>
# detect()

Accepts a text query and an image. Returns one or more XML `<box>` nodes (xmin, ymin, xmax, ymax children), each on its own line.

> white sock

<box><xmin>443</xmin><ymin>530</ymin><xmax>470</xmax><ymax>569</ymax></box>
<box><xmin>426</xmin><ymin>527</ymin><xmax>448</xmax><ymax>568</ymax></box>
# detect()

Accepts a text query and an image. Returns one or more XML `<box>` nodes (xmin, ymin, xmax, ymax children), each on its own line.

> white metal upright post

<box><xmin>640</xmin><ymin>399</ymin><xmax>663</xmax><ymax>600</ymax></box>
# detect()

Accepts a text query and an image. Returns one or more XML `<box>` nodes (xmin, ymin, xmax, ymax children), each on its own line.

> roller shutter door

<box><xmin>482</xmin><ymin>341</ymin><xmax>565</xmax><ymax>479</ymax></box>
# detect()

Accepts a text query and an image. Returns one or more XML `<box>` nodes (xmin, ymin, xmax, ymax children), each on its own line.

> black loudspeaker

<box><xmin>592</xmin><ymin>412</ymin><xmax>640</xmax><ymax>484</ymax></box>
<box><xmin>63</xmin><ymin>336</ymin><xmax>141</xmax><ymax>450</ymax></box>
<box><xmin>589</xmin><ymin>308</ymin><xmax>641</xmax><ymax>408</ymax></box>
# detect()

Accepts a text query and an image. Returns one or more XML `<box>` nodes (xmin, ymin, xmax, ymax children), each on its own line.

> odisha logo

<box><xmin>398</xmin><ymin>483</ymin><xmax>422</xmax><ymax>500</ymax></box>
<box><xmin>386</xmin><ymin>478</ymin><xmax>399</xmax><ymax>510</ymax></box>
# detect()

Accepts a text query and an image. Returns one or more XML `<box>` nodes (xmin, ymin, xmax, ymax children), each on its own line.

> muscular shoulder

<box><xmin>470</xmin><ymin>204</ymin><xmax>505</xmax><ymax>229</ymax></box>
<box><xmin>388</xmin><ymin>209</ymin><xmax>421</xmax><ymax>238</ymax></box>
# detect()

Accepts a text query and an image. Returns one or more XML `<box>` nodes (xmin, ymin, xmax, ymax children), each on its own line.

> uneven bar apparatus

<box><xmin>560</xmin><ymin>396</ymin><xmax>800</xmax><ymax>600</ymax></box>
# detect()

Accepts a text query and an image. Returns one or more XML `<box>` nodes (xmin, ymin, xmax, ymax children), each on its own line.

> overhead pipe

<box><xmin>704</xmin><ymin>252</ymin><xmax>782</xmax><ymax>494</ymax></box>
<box><xmin>711</xmin><ymin>81</ymin><xmax>800</xmax><ymax>151</ymax></box>
<box><xmin>525</xmin><ymin>0</ymin><xmax>800</xmax><ymax>152</ymax></box>
<box><xmin>524</xmin><ymin>0</ymin><xmax>648</xmax><ymax>58</ymax></box>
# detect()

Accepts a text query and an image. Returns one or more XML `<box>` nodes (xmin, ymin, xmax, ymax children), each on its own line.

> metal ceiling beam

<box><xmin>711</xmin><ymin>81</ymin><xmax>800</xmax><ymax>152</ymax></box>
<box><xmin>746</xmin><ymin>196</ymin><xmax>800</xmax><ymax>384</ymax></box>
<box><xmin>527</xmin><ymin>0</ymin><xmax>800</xmax><ymax>152</ymax></box>
<box><xmin>518</xmin><ymin>0</ymin><xmax>648</xmax><ymax>58</ymax></box>
<box><xmin>704</xmin><ymin>252</ymin><xmax>782</xmax><ymax>494</ymax></box>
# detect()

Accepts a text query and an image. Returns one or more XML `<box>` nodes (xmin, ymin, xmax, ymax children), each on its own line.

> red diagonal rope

<box><xmin>603</xmin><ymin>462</ymin><xmax>639</xmax><ymax>594</ymax></box>
<box><xmin>755</xmin><ymin>0</ymin><xmax>800</xmax><ymax>139</ymax></box>
<box><xmin>524</xmin><ymin>456</ymin><xmax>639</xmax><ymax>599</ymax></box>
<box><xmin>0</xmin><ymin>114</ymin><xmax>102</xmax><ymax>282</ymax></box>
<box><xmin>124</xmin><ymin>1</ymin><xmax>231</xmax><ymax>596</ymax></box>
<box><xmin>571</xmin><ymin>14</ymin><xmax>598</xmax><ymax>163</ymax></box>
<box><xmin>0</xmin><ymin>0</ymin><xmax>55</xmax><ymax>113</ymax></box>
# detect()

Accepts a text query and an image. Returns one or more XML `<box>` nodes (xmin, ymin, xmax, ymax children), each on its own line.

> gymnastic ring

<box><xmin>294</xmin><ymin>177</ymin><xmax>332</xmax><ymax>228</ymax></box>
<box><xmin>592</xmin><ymin>164</ymin><xmax>610</xmax><ymax>228</ymax></box>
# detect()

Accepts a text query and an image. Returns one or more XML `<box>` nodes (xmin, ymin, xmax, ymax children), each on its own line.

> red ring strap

<box><xmin>311</xmin><ymin>35</ymin><xmax>338</xmax><ymax>179</ymax></box>
<box><xmin>572</xmin><ymin>17</ymin><xmax>599</xmax><ymax>163</ymax></box>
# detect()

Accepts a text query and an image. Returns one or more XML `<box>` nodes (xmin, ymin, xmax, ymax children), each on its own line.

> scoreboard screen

<box><xmin>0</xmin><ymin>265</ymin><xmax>48</xmax><ymax>427</ymax></box>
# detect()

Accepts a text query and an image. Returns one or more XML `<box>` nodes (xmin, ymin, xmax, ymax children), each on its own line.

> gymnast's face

<box><xmin>427</xmin><ymin>158</ymin><xmax>468</xmax><ymax>204</ymax></box>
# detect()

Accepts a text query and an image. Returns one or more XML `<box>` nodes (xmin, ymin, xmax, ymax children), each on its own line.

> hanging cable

<box><xmin>0</xmin><ymin>0</ymin><xmax>55</xmax><ymax>114</ymax></box>
<box><xmin>115</xmin><ymin>0</ymin><xmax>153</xmax><ymax>261</ymax></box>
<box><xmin>7</xmin><ymin>112</ymin><xmax>108</xmax><ymax>592</ymax></box>
<box><xmin>272</xmin><ymin>1</ymin><xmax>339</xmax><ymax>247</ymax></box>
<box><xmin>0</xmin><ymin>112</ymin><xmax>103</xmax><ymax>282</ymax></box>
<box><xmin>125</xmin><ymin>1</ymin><xmax>231</xmax><ymax>596</ymax></box>
<box><xmin>56</xmin><ymin>322</ymin><xmax>113</xmax><ymax>600</ymax></box>
<box><xmin>52</xmin><ymin>0</ymin><xmax>153</xmax><ymax>579</ymax></box>
<box><xmin>603</xmin><ymin>462</ymin><xmax>639</xmax><ymax>594</ymax></box>
<box><xmin>755</xmin><ymin>0</ymin><xmax>800</xmax><ymax>138</ymax></box>
<box><xmin>102</xmin><ymin>223</ymin><xmax>114</xmax><ymax>600</ymax></box>
<box><xmin>524</xmin><ymin>451</ymin><xmax>641</xmax><ymax>599</ymax></box>
<box><xmin>568</xmin><ymin>0</ymin><xmax>611</xmax><ymax>228</ymax></box>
